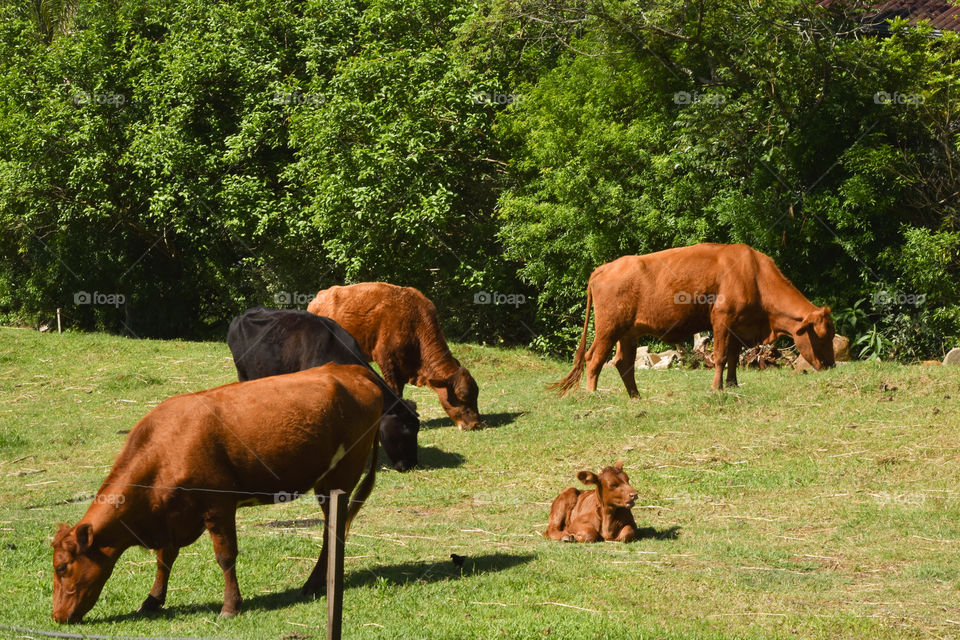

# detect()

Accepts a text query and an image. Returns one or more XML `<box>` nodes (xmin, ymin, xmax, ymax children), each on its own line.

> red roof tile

<box><xmin>819</xmin><ymin>0</ymin><xmax>960</xmax><ymax>31</ymax></box>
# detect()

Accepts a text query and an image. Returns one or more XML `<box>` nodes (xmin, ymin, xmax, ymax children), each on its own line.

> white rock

<box><xmin>653</xmin><ymin>350</ymin><xmax>680</xmax><ymax>369</ymax></box>
<box><xmin>634</xmin><ymin>346</ymin><xmax>656</xmax><ymax>369</ymax></box>
<box><xmin>944</xmin><ymin>347</ymin><xmax>960</xmax><ymax>366</ymax></box>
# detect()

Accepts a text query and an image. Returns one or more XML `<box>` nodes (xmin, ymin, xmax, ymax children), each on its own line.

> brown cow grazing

<box><xmin>307</xmin><ymin>282</ymin><xmax>482</xmax><ymax>430</ymax></box>
<box><xmin>51</xmin><ymin>363</ymin><xmax>383</xmax><ymax>624</ymax></box>
<box><xmin>551</xmin><ymin>243</ymin><xmax>835</xmax><ymax>397</ymax></box>
<box><xmin>545</xmin><ymin>461</ymin><xmax>639</xmax><ymax>543</ymax></box>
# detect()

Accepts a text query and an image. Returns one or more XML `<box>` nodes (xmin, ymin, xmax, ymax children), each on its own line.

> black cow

<box><xmin>227</xmin><ymin>307</ymin><xmax>419</xmax><ymax>471</ymax></box>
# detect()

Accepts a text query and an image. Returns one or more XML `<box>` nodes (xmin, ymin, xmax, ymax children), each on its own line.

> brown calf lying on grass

<box><xmin>545</xmin><ymin>461</ymin><xmax>639</xmax><ymax>543</ymax></box>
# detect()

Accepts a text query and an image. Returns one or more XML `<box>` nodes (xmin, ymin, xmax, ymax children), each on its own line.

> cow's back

<box><xmin>112</xmin><ymin>365</ymin><xmax>383</xmax><ymax>499</ymax></box>
<box><xmin>228</xmin><ymin>307</ymin><xmax>371</xmax><ymax>380</ymax></box>
<box><xmin>308</xmin><ymin>283</ymin><xmax>444</xmax><ymax>368</ymax></box>
<box><xmin>589</xmin><ymin>244</ymin><xmax>765</xmax><ymax>340</ymax></box>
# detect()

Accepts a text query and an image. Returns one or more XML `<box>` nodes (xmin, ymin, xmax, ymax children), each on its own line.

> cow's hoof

<box><xmin>219</xmin><ymin>607</ymin><xmax>240</xmax><ymax>619</ymax></box>
<box><xmin>138</xmin><ymin>594</ymin><xmax>163</xmax><ymax>614</ymax></box>
<box><xmin>300</xmin><ymin>581</ymin><xmax>324</xmax><ymax>598</ymax></box>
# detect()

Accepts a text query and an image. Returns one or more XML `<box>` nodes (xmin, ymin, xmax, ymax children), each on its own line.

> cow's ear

<box><xmin>613</xmin><ymin>460</ymin><xmax>624</xmax><ymax>471</ymax></box>
<box><xmin>577</xmin><ymin>470</ymin><xmax>598</xmax><ymax>486</ymax></box>
<box><xmin>75</xmin><ymin>524</ymin><xmax>94</xmax><ymax>553</ymax></box>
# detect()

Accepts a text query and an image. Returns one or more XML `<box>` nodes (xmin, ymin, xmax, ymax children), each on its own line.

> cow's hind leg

<box><xmin>205</xmin><ymin>509</ymin><xmax>242</xmax><ymax>618</ymax></box>
<box><xmin>545</xmin><ymin>488</ymin><xmax>580</xmax><ymax>541</ymax></box>
<box><xmin>585</xmin><ymin>333</ymin><xmax>617</xmax><ymax>393</ymax></box>
<box><xmin>138</xmin><ymin>546</ymin><xmax>180</xmax><ymax>613</ymax></box>
<box><xmin>710</xmin><ymin>321</ymin><xmax>733</xmax><ymax>390</ymax></box>
<box><xmin>612</xmin><ymin>337</ymin><xmax>639</xmax><ymax>399</ymax></box>
<box><xmin>300</xmin><ymin>498</ymin><xmax>330</xmax><ymax>597</ymax></box>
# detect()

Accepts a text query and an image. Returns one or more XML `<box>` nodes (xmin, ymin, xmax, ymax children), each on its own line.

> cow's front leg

<box><xmin>725</xmin><ymin>336</ymin><xmax>742</xmax><ymax>387</ymax></box>
<box><xmin>574</xmin><ymin>527</ymin><xmax>602</xmax><ymax>543</ymax></box>
<box><xmin>711</xmin><ymin>329</ymin><xmax>729</xmax><ymax>390</ymax></box>
<box><xmin>379</xmin><ymin>363</ymin><xmax>405</xmax><ymax>398</ymax></box>
<box><xmin>138</xmin><ymin>546</ymin><xmax>180</xmax><ymax>613</ymax></box>
<box><xmin>615</xmin><ymin>526</ymin><xmax>636</xmax><ymax>543</ymax></box>
<box><xmin>205</xmin><ymin>510</ymin><xmax>242</xmax><ymax>617</ymax></box>
<box><xmin>612</xmin><ymin>338</ymin><xmax>639</xmax><ymax>399</ymax></box>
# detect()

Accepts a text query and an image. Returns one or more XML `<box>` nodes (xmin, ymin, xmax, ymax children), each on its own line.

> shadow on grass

<box><xmin>635</xmin><ymin>525</ymin><xmax>681</xmax><ymax>540</ymax></box>
<box><xmin>376</xmin><ymin>445</ymin><xmax>465</xmax><ymax>470</ymax></box>
<box><xmin>92</xmin><ymin>553</ymin><xmax>534</xmax><ymax>623</ymax></box>
<box><xmin>421</xmin><ymin>411</ymin><xmax>524</xmax><ymax>431</ymax></box>
<box><xmin>92</xmin><ymin>589</ymin><xmax>303</xmax><ymax>624</ymax></box>
<box><xmin>417</xmin><ymin>446</ymin><xmax>465</xmax><ymax>469</ymax></box>
<box><xmin>344</xmin><ymin>552</ymin><xmax>536</xmax><ymax>588</ymax></box>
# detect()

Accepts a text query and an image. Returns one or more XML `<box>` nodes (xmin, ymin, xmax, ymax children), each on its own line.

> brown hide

<box><xmin>52</xmin><ymin>363</ymin><xmax>382</xmax><ymax>624</ymax></box>
<box><xmin>308</xmin><ymin>282</ymin><xmax>482</xmax><ymax>430</ymax></box>
<box><xmin>544</xmin><ymin>462</ymin><xmax>639</xmax><ymax>543</ymax></box>
<box><xmin>551</xmin><ymin>243</ymin><xmax>835</xmax><ymax>396</ymax></box>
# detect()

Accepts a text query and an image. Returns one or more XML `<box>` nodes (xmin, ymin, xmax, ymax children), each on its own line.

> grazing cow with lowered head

<box><xmin>227</xmin><ymin>307</ymin><xmax>419</xmax><ymax>471</ymax></box>
<box><xmin>52</xmin><ymin>363</ymin><xmax>382</xmax><ymax>624</ymax></box>
<box><xmin>307</xmin><ymin>283</ymin><xmax>482</xmax><ymax>430</ymax></box>
<box><xmin>551</xmin><ymin>243</ymin><xmax>835</xmax><ymax>396</ymax></box>
<box><xmin>545</xmin><ymin>461</ymin><xmax>638</xmax><ymax>543</ymax></box>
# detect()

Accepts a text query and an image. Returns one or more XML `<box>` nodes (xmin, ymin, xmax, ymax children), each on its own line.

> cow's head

<box><xmin>577</xmin><ymin>461</ymin><xmax>638</xmax><ymax>510</ymax></box>
<box><xmin>794</xmin><ymin>305</ymin><xmax>835</xmax><ymax>370</ymax></box>
<box><xmin>380</xmin><ymin>398</ymin><xmax>419</xmax><ymax>472</ymax></box>
<box><xmin>52</xmin><ymin>523</ymin><xmax>117</xmax><ymax>624</ymax></box>
<box><xmin>429</xmin><ymin>366</ymin><xmax>481</xmax><ymax>430</ymax></box>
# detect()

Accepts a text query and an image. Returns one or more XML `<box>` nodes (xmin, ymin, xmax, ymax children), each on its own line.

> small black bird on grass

<box><xmin>450</xmin><ymin>553</ymin><xmax>466</xmax><ymax>568</ymax></box>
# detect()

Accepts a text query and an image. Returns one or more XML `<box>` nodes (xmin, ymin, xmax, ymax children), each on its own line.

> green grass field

<box><xmin>2</xmin><ymin>327</ymin><xmax>959</xmax><ymax>639</ymax></box>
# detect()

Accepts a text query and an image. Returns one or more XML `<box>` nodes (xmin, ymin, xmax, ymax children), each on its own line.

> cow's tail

<box><xmin>547</xmin><ymin>284</ymin><xmax>593</xmax><ymax>396</ymax></box>
<box><xmin>344</xmin><ymin>429</ymin><xmax>379</xmax><ymax>536</ymax></box>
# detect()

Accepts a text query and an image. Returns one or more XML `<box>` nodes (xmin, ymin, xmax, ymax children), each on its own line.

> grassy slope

<box><xmin>1</xmin><ymin>327</ymin><xmax>959</xmax><ymax>639</ymax></box>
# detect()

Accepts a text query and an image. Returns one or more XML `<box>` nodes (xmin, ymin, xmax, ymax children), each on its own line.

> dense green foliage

<box><xmin>1</xmin><ymin>0</ymin><xmax>958</xmax><ymax>356</ymax></box>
